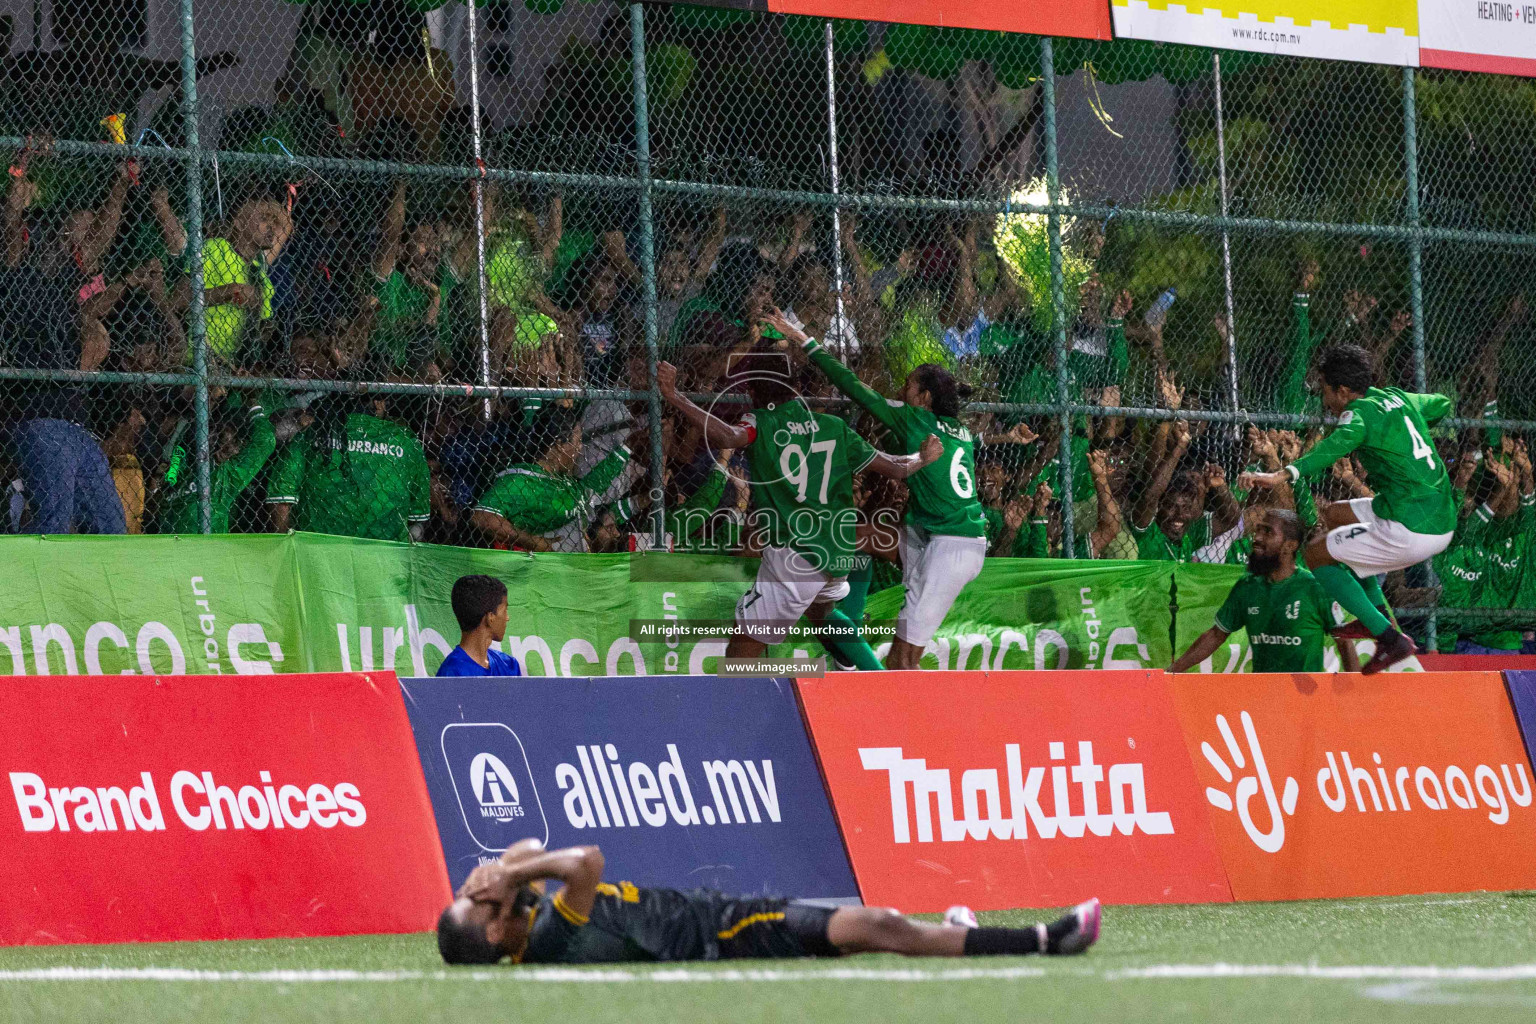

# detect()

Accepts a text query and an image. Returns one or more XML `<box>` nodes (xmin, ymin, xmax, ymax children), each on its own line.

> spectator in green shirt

<box><xmin>157</xmin><ymin>400</ymin><xmax>277</xmax><ymax>534</ymax></box>
<box><xmin>468</xmin><ymin>404</ymin><xmax>639</xmax><ymax>552</ymax></box>
<box><xmin>265</xmin><ymin>393</ymin><xmax>430</xmax><ymax>542</ymax></box>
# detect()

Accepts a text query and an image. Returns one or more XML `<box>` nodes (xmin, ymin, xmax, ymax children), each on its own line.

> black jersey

<box><xmin>521</xmin><ymin>882</ymin><xmax>837</xmax><ymax>964</ymax></box>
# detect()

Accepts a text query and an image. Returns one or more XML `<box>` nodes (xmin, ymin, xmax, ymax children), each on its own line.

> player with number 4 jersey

<box><xmin>1241</xmin><ymin>344</ymin><xmax>1454</xmax><ymax>674</ymax></box>
<box><xmin>767</xmin><ymin>311</ymin><xmax>991</xmax><ymax>671</ymax></box>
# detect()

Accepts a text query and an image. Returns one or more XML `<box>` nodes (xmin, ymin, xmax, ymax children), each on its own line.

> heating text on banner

<box><xmin>0</xmin><ymin>672</ymin><xmax>450</xmax><ymax>946</ymax></box>
<box><xmin>1167</xmin><ymin>671</ymin><xmax>1536</xmax><ymax>901</ymax></box>
<box><xmin>399</xmin><ymin>674</ymin><xmax>860</xmax><ymax>901</ymax></box>
<box><xmin>796</xmin><ymin>671</ymin><xmax>1232</xmax><ymax>913</ymax></box>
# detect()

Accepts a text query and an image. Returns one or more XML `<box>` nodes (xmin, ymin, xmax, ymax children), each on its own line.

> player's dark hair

<box><xmin>1317</xmin><ymin>344</ymin><xmax>1377</xmax><ymax>396</ymax></box>
<box><xmin>528</xmin><ymin>403</ymin><xmax>584</xmax><ymax>465</ymax></box>
<box><xmin>1166</xmin><ymin>473</ymin><xmax>1201</xmax><ymax>500</ymax></box>
<box><xmin>908</xmin><ymin>363</ymin><xmax>973</xmax><ymax>419</ymax></box>
<box><xmin>1266</xmin><ymin>508</ymin><xmax>1303</xmax><ymax>544</ymax></box>
<box><xmin>451</xmin><ymin>575</ymin><xmax>507</xmax><ymax>633</ymax></box>
<box><xmin>728</xmin><ymin>348</ymin><xmax>796</xmax><ymax>407</ymax></box>
<box><xmin>437</xmin><ymin>902</ymin><xmax>506</xmax><ymax>965</ymax></box>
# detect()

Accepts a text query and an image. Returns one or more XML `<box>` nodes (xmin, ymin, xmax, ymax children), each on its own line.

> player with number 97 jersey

<box><xmin>777</xmin><ymin>312</ymin><xmax>991</xmax><ymax>670</ymax></box>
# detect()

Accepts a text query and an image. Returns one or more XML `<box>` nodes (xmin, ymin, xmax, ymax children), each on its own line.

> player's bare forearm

<box><xmin>868</xmin><ymin>436</ymin><xmax>943</xmax><ymax>480</ymax></box>
<box><xmin>657</xmin><ymin>362</ymin><xmax>752</xmax><ymax>450</ymax></box>
<box><xmin>1337</xmin><ymin>640</ymin><xmax>1362</xmax><ymax>673</ymax></box>
<box><xmin>1171</xmin><ymin>627</ymin><xmax>1229</xmax><ymax>674</ymax></box>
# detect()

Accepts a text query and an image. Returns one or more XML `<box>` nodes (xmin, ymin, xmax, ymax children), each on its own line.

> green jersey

<box><xmin>805</xmin><ymin>338</ymin><xmax>985</xmax><ymax>537</ymax></box>
<box><xmin>265</xmin><ymin>413</ymin><xmax>430</xmax><ymax>542</ymax></box>
<box><xmin>1468</xmin><ymin>499</ymin><xmax>1530</xmax><ymax>650</ymax></box>
<box><xmin>1287</xmin><ymin>387</ymin><xmax>1455</xmax><ymax>535</ymax></box>
<box><xmin>158</xmin><ymin>409</ymin><xmax>276</xmax><ymax>534</ymax></box>
<box><xmin>739</xmin><ymin>398</ymin><xmax>876</xmax><ymax>576</ymax></box>
<box><xmin>373</xmin><ymin>265</ymin><xmax>459</xmax><ymax>369</ymax></box>
<box><xmin>1129</xmin><ymin>512</ymin><xmax>1213</xmax><ymax>563</ymax></box>
<box><xmin>1215</xmin><ymin>568</ymin><xmax>1345</xmax><ymax>673</ymax></box>
<box><xmin>472</xmin><ymin>446</ymin><xmax>632</xmax><ymax>545</ymax></box>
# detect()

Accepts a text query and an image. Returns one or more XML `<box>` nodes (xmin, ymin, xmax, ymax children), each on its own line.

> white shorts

<box><xmin>896</xmin><ymin>526</ymin><xmax>988</xmax><ymax>646</ymax></box>
<box><xmin>736</xmin><ymin>546</ymin><xmax>850</xmax><ymax>645</ymax></box>
<box><xmin>1326</xmin><ymin>498</ymin><xmax>1453</xmax><ymax>577</ymax></box>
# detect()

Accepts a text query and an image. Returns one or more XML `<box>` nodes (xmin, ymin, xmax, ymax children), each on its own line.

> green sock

<box><xmin>818</xmin><ymin>607</ymin><xmax>884</xmax><ymax>671</ymax></box>
<box><xmin>1314</xmin><ymin>563</ymin><xmax>1393</xmax><ymax>637</ymax></box>
<box><xmin>838</xmin><ymin>555</ymin><xmax>873</xmax><ymax>625</ymax></box>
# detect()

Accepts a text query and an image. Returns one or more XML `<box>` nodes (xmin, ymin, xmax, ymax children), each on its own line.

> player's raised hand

<box><xmin>1238</xmin><ymin>470</ymin><xmax>1285</xmax><ymax>491</ymax></box>
<box><xmin>761</xmin><ymin>307</ymin><xmax>809</xmax><ymax>346</ymax></box>
<box><xmin>655</xmin><ymin>361</ymin><xmax>680</xmax><ymax>403</ymax></box>
<box><xmin>918</xmin><ymin>434</ymin><xmax>944</xmax><ymax>467</ymax></box>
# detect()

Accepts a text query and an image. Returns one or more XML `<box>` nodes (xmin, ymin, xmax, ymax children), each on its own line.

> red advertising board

<box><xmin>0</xmin><ymin>673</ymin><xmax>450</xmax><ymax>945</ymax></box>
<box><xmin>1418</xmin><ymin>654</ymin><xmax>1536</xmax><ymax>672</ymax></box>
<box><xmin>1167</xmin><ymin>672</ymin><xmax>1536</xmax><ymax>901</ymax></box>
<box><xmin>770</xmin><ymin>1</ymin><xmax>1112</xmax><ymax>40</ymax></box>
<box><xmin>796</xmin><ymin>671</ymin><xmax>1230</xmax><ymax>912</ymax></box>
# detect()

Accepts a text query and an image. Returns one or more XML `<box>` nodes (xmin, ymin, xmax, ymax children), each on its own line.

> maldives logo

<box><xmin>1200</xmin><ymin>712</ymin><xmax>1298</xmax><ymax>854</ymax></box>
<box><xmin>469</xmin><ymin>753</ymin><xmax>523</xmax><ymax>820</ymax></box>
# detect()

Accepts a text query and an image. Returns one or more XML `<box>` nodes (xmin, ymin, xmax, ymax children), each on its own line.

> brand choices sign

<box><xmin>399</xmin><ymin>675</ymin><xmax>859</xmax><ymax>900</ymax></box>
<box><xmin>796</xmin><ymin>671</ymin><xmax>1232</xmax><ymax>912</ymax></box>
<box><xmin>1167</xmin><ymin>671</ymin><xmax>1536</xmax><ymax>900</ymax></box>
<box><xmin>0</xmin><ymin>673</ymin><xmax>450</xmax><ymax>946</ymax></box>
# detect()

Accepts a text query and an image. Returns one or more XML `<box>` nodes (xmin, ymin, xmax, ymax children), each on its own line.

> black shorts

<box><xmin>712</xmin><ymin>898</ymin><xmax>841</xmax><ymax>959</ymax></box>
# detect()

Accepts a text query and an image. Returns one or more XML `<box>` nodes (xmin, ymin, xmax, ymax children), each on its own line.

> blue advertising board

<box><xmin>1504</xmin><ymin>672</ymin><xmax>1536</xmax><ymax>768</ymax></box>
<box><xmin>398</xmin><ymin>675</ymin><xmax>860</xmax><ymax>902</ymax></box>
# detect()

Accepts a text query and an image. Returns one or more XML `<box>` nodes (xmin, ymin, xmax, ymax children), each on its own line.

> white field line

<box><xmin>1</xmin><ymin>964</ymin><xmax>1536</xmax><ymax>985</ymax></box>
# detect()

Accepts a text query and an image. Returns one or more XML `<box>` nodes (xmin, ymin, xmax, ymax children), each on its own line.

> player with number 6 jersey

<box><xmin>1240</xmin><ymin>344</ymin><xmax>1454</xmax><ymax>674</ymax></box>
<box><xmin>766</xmin><ymin>311</ymin><xmax>993</xmax><ymax>670</ymax></box>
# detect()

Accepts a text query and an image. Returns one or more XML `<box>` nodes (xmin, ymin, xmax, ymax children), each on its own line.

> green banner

<box><xmin>864</xmin><ymin>558</ymin><xmax>1175</xmax><ymax>671</ymax></box>
<box><xmin>0</xmin><ymin>535</ymin><xmax>1185</xmax><ymax>677</ymax></box>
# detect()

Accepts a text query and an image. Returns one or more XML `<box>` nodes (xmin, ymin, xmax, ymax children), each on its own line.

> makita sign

<box><xmin>798</xmin><ymin>670</ymin><xmax>1233</xmax><ymax>911</ymax></box>
<box><xmin>859</xmin><ymin>741</ymin><xmax>1173</xmax><ymax>844</ymax></box>
<box><xmin>401</xmin><ymin>674</ymin><xmax>858</xmax><ymax>901</ymax></box>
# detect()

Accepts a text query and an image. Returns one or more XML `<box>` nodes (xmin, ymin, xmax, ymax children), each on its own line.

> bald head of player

<box><xmin>726</xmin><ymin>348</ymin><xmax>798</xmax><ymax>409</ymax></box>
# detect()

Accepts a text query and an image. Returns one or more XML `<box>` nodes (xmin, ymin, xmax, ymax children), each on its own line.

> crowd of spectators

<box><xmin>1</xmin><ymin>136</ymin><xmax>1532</xmax><ymax>651</ymax></box>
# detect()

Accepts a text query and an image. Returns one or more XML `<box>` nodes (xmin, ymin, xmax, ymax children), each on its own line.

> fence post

<box><xmin>1214</xmin><ymin>52</ymin><xmax>1241</xmax><ymax>430</ymax></box>
<box><xmin>1402</xmin><ymin>66</ymin><xmax>1437</xmax><ymax>653</ymax></box>
<box><xmin>466</xmin><ymin>0</ymin><xmax>493</xmax><ymax>423</ymax></box>
<box><xmin>178</xmin><ymin>0</ymin><xmax>210</xmax><ymax>533</ymax></box>
<box><xmin>629</xmin><ymin>3</ymin><xmax>666</xmax><ymax>544</ymax></box>
<box><xmin>1041</xmin><ymin>37</ymin><xmax>1075</xmax><ymax>556</ymax></box>
<box><xmin>825</xmin><ymin>21</ymin><xmax>849</xmax><ymax>358</ymax></box>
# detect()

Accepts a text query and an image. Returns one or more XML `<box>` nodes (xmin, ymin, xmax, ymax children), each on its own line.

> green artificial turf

<box><xmin>3</xmin><ymin>894</ymin><xmax>1536</xmax><ymax>1023</ymax></box>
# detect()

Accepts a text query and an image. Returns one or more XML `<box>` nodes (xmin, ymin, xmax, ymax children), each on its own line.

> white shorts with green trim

<box><xmin>1326</xmin><ymin>497</ymin><xmax>1453</xmax><ymax>578</ymax></box>
<box><xmin>735</xmin><ymin>546</ymin><xmax>849</xmax><ymax>646</ymax></box>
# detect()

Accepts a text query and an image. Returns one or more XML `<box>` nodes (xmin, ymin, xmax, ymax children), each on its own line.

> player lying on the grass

<box><xmin>1240</xmin><ymin>343</ymin><xmax>1455</xmax><ymax>674</ymax></box>
<box><xmin>1171</xmin><ymin>509</ymin><xmax>1361</xmax><ymax>674</ymax></box>
<box><xmin>438</xmin><ymin>840</ymin><xmax>1101</xmax><ymax>965</ymax></box>
<box><xmin>657</xmin><ymin>350</ymin><xmax>944</xmax><ymax>669</ymax></box>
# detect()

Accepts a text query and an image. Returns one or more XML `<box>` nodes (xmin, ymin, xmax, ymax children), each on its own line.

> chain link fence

<box><xmin>3</xmin><ymin>0</ymin><xmax>1535</xmax><ymax>653</ymax></box>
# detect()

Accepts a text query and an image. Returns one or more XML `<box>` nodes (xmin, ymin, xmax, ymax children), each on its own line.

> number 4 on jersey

<box><xmin>1404</xmin><ymin>416</ymin><xmax>1436</xmax><ymax>469</ymax></box>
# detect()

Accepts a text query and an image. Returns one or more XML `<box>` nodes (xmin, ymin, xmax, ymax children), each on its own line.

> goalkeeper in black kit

<box><xmin>437</xmin><ymin>840</ymin><xmax>1100</xmax><ymax>965</ymax></box>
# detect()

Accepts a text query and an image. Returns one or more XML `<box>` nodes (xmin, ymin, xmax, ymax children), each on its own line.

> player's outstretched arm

<box><xmin>1170</xmin><ymin>626</ymin><xmax>1232</xmax><ymax>673</ymax></box>
<box><xmin>866</xmin><ymin>435</ymin><xmax>944</xmax><ymax>480</ymax></box>
<box><xmin>656</xmin><ymin>361</ymin><xmax>754</xmax><ymax>451</ymax></box>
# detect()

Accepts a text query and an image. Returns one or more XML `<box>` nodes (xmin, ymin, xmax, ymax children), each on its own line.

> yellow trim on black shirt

<box><xmin>552</xmin><ymin>891</ymin><xmax>589</xmax><ymax>926</ymax></box>
<box><xmin>717</xmin><ymin>911</ymin><xmax>785</xmax><ymax>941</ymax></box>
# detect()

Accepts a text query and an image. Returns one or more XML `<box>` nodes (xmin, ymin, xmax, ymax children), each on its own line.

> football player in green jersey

<box><xmin>437</xmin><ymin>838</ymin><xmax>1100</xmax><ymax>965</ymax></box>
<box><xmin>1172</xmin><ymin>509</ymin><xmax>1361</xmax><ymax>674</ymax></box>
<box><xmin>766</xmin><ymin>310</ymin><xmax>996</xmax><ymax>670</ymax></box>
<box><xmin>1241</xmin><ymin>344</ymin><xmax>1455</xmax><ymax>674</ymax></box>
<box><xmin>657</xmin><ymin>353</ymin><xmax>942</xmax><ymax>669</ymax></box>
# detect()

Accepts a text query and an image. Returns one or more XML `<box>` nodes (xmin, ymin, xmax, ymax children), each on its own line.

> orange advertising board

<box><xmin>796</xmin><ymin>671</ymin><xmax>1231</xmax><ymax>912</ymax></box>
<box><xmin>1167</xmin><ymin>671</ymin><xmax>1536</xmax><ymax>901</ymax></box>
